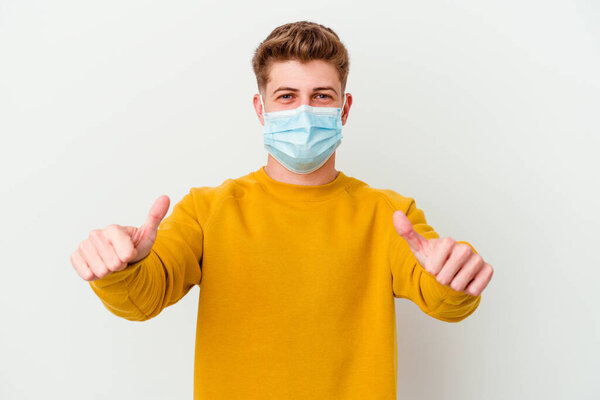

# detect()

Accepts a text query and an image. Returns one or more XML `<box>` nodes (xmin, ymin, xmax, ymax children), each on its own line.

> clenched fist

<box><xmin>71</xmin><ymin>195</ymin><xmax>170</xmax><ymax>281</ymax></box>
<box><xmin>392</xmin><ymin>210</ymin><xmax>493</xmax><ymax>297</ymax></box>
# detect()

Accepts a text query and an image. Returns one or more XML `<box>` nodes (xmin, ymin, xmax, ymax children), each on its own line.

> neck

<box><xmin>264</xmin><ymin>153</ymin><xmax>339</xmax><ymax>185</ymax></box>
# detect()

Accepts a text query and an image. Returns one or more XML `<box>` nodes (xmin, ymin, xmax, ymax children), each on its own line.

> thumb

<box><xmin>142</xmin><ymin>195</ymin><xmax>170</xmax><ymax>232</ymax></box>
<box><xmin>392</xmin><ymin>210</ymin><xmax>429</xmax><ymax>255</ymax></box>
<box><xmin>133</xmin><ymin>195</ymin><xmax>170</xmax><ymax>245</ymax></box>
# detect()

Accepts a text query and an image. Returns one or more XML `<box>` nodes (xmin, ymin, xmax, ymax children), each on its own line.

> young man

<box><xmin>72</xmin><ymin>21</ymin><xmax>493</xmax><ymax>400</ymax></box>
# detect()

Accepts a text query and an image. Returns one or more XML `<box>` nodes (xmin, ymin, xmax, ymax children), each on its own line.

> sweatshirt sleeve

<box><xmin>389</xmin><ymin>198</ymin><xmax>481</xmax><ymax>323</ymax></box>
<box><xmin>89</xmin><ymin>189</ymin><xmax>203</xmax><ymax>321</ymax></box>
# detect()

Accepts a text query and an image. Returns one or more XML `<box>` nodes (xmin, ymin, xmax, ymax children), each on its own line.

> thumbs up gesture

<box><xmin>71</xmin><ymin>195</ymin><xmax>170</xmax><ymax>281</ymax></box>
<box><xmin>392</xmin><ymin>210</ymin><xmax>493</xmax><ymax>296</ymax></box>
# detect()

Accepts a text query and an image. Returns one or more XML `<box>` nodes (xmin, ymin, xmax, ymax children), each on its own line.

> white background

<box><xmin>1</xmin><ymin>1</ymin><xmax>599</xmax><ymax>399</ymax></box>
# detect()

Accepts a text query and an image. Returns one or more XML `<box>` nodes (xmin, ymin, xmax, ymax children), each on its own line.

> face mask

<box><xmin>261</xmin><ymin>96</ymin><xmax>345</xmax><ymax>174</ymax></box>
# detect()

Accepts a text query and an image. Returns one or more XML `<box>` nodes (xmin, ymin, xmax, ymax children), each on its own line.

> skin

<box><xmin>71</xmin><ymin>195</ymin><xmax>170</xmax><ymax>281</ymax></box>
<box><xmin>71</xmin><ymin>58</ymin><xmax>493</xmax><ymax>297</ymax></box>
<box><xmin>393</xmin><ymin>211</ymin><xmax>494</xmax><ymax>296</ymax></box>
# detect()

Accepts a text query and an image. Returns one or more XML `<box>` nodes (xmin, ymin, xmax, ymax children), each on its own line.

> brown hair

<box><xmin>251</xmin><ymin>21</ymin><xmax>350</xmax><ymax>94</ymax></box>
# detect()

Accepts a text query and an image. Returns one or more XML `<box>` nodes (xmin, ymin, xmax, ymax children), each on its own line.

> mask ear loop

<box><xmin>260</xmin><ymin>94</ymin><xmax>266</xmax><ymax>116</ymax></box>
<box><xmin>340</xmin><ymin>93</ymin><xmax>347</xmax><ymax>118</ymax></box>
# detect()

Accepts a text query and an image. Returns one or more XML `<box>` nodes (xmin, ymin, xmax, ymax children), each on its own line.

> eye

<box><xmin>315</xmin><ymin>94</ymin><xmax>330</xmax><ymax>99</ymax></box>
<box><xmin>278</xmin><ymin>94</ymin><xmax>294</xmax><ymax>100</ymax></box>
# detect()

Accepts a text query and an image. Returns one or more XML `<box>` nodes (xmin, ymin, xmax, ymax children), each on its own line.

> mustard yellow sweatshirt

<box><xmin>89</xmin><ymin>166</ymin><xmax>481</xmax><ymax>399</ymax></box>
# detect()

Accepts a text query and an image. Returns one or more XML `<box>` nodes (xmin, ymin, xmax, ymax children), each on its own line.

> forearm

<box><xmin>420</xmin><ymin>240</ymin><xmax>482</xmax><ymax>322</ymax></box>
<box><xmin>89</xmin><ymin>249</ymin><xmax>165</xmax><ymax>321</ymax></box>
<box><xmin>419</xmin><ymin>270</ymin><xmax>482</xmax><ymax>323</ymax></box>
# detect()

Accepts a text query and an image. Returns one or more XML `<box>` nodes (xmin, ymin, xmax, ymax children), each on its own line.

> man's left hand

<box><xmin>392</xmin><ymin>210</ymin><xmax>493</xmax><ymax>296</ymax></box>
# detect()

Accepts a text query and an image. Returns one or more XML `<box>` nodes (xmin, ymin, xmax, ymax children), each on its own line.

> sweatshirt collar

<box><xmin>253</xmin><ymin>166</ymin><xmax>351</xmax><ymax>202</ymax></box>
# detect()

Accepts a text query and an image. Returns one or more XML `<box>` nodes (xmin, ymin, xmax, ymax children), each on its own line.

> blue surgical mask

<box><xmin>261</xmin><ymin>96</ymin><xmax>345</xmax><ymax>174</ymax></box>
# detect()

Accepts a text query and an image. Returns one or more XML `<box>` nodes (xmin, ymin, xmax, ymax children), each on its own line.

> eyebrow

<box><xmin>272</xmin><ymin>87</ymin><xmax>299</xmax><ymax>95</ymax></box>
<box><xmin>271</xmin><ymin>86</ymin><xmax>339</xmax><ymax>96</ymax></box>
<box><xmin>313</xmin><ymin>86</ymin><xmax>338</xmax><ymax>95</ymax></box>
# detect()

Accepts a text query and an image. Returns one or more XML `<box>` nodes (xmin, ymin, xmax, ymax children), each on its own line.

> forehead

<box><xmin>265</xmin><ymin>59</ymin><xmax>341</xmax><ymax>93</ymax></box>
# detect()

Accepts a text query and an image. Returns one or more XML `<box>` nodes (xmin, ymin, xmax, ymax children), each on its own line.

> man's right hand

<box><xmin>71</xmin><ymin>195</ymin><xmax>170</xmax><ymax>282</ymax></box>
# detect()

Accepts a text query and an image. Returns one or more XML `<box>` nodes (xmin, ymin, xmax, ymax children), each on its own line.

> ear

<box><xmin>253</xmin><ymin>94</ymin><xmax>264</xmax><ymax>126</ymax></box>
<box><xmin>341</xmin><ymin>93</ymin><xmax>353</xmax><ymax>126</ymax></box>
